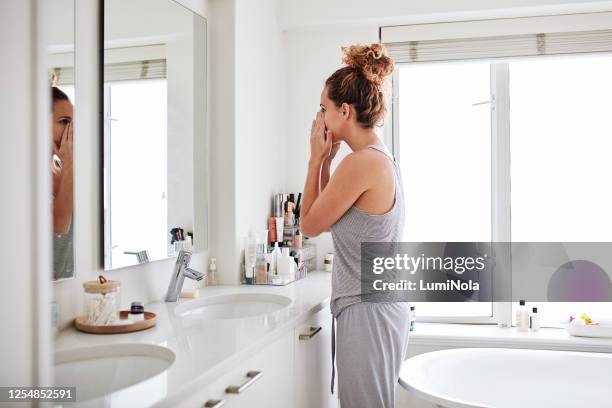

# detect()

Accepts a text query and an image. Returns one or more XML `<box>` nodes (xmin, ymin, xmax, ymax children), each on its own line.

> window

<box><xmin>396</xmin><ymin>62</ymin><xmax>493</xmax><ymax>320</ymax></box>
<box><xmin>509</xmin><ymin>55</ymin><xmax>612</xmax><ymax>326</ymax></box>
<box><xmin>104</xmin><ymin>79</ymin><xmax>168</xmax><ymax>269</ymax></box>
<box><xmin>387</xmin><ymin>15</ymin><xmax>612</xmax><ymax>325</ymax></box>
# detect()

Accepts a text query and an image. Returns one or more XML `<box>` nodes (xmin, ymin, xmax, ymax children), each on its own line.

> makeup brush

<box><xmin>294</xmin><ymin>193</ymin><xmax>302</xmax><ymax>215</ymax></box>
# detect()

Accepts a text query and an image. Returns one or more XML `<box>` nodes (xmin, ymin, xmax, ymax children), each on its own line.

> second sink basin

<box><xmin>54</xmin><ymin>343</ymin><xmax>175</xmax><ymax>403</ymax></box>
<box><xmin>174</xmin><ymin>293</ymin><xmax>292</xmax><ymax>320</ymax></box>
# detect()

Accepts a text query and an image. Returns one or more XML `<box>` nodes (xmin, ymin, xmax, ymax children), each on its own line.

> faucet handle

<box><xmin>185</xmin><ymin>267</ymin><xmax>205</xmax><ymax>281</ymax></box>
<box><xmin>176</xmin><ymin>250</ymin><xmax>193</xmax><ymax>266</ymax></box>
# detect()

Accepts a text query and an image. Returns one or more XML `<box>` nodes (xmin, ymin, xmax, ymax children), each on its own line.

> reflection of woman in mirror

<box><xmin>51</xmin><ymin>86</ymin><xmax>74</xmax><ymax>280</ymax></box>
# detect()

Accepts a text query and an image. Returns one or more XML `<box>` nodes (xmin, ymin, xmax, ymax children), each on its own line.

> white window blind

<box><xmin>51</xmin><ymin>59</ymin><xmax>167</xmax><ymax>86</ymax></box>
<box><xmin>381</xmin><ymin>12</ymin><xmax>612</xmax><ymax>63</ymax></box>
<box><xmin>104</xmin><ymin>59</ymin><xmax>167</xmax><ymax>82</ymax></box>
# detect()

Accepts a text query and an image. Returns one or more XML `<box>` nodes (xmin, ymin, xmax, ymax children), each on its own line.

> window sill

<box><xmin>410</xmin><ymin>323</ymin><xmax>612</xmax><ymax>353</ymax></box>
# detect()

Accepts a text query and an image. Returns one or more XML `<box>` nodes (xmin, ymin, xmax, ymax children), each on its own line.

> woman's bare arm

<box><xmin>300</xmin><ymin>113</ymin><xmax>370</xmax><ymax>237</ymax></box>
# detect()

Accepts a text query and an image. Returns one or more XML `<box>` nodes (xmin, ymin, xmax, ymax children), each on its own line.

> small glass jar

<box><xmin>83</xmin><ymin>279</ymin><xmax>121</xmax><ymax>326</ymax></box>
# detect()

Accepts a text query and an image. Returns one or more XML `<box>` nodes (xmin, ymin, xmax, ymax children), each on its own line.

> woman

<box><xmin>51</xmin><ymin>86</ymin><xmax>74</xmax><ymax>280</ymax></box>
<box><xmin>299</xmin><ymin>44</ymin><xmax>409</xmax><ymax>408</ymax></box>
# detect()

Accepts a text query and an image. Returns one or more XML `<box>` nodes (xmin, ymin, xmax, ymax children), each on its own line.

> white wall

<box><xmin>207</xmin><ymin>0</ymin><xmax>237</xmax><ymax>284</ymax></box>
<box><xmin>283</xmin><ymin>25</ymin><xmax>378</xmax><ymax>265</ymax></box>
<box><xmin>235</xmin><ymin>0</ymin><xmax>287</xmax><ymax>278</ymax></box>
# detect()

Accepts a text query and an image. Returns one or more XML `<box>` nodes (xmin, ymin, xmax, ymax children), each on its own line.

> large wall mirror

<box><xmin>103</xmin><ymin>0</ymin><xmax>207</xmax><ymax>270</ymax></box>
<box><xmin>48</xmin><ymin>0</ymin><xmax>76</xmax><ymax>281</ymax></box>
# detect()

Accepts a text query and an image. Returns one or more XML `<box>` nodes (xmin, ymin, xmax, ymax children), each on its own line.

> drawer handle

<box><xmin>204</xmin><ymin>399</ymin><xmax>225</xmax><ymax>408</ymax></box>
<box><xmin>299</xmin><ymin>326</ymin><xmax>322</xmax><ymax>340</ymax></box>
<box><xmin>226</xmin><ymin>370</ymin><xmax>263</xmax><ymax>394</ymax></box>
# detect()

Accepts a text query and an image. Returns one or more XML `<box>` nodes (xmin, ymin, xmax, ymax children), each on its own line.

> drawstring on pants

<box><xmin>331</xmin><ymin>316</ymin><xmax>336</xmax><ymax>394</ymax></box>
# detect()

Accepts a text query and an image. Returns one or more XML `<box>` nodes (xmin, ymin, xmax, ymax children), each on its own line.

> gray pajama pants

<box><xmin>333</xmin><ymin>302</ymin><xmax>411</xmax><ymax>408</ymax></box>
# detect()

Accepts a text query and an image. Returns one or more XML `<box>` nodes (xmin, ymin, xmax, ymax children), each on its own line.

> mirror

<box><xmin>48</xmin><ymin>0</ymin><xmax>76</xmax><ymax>281</ymax></box>
<box><xmin>103</xmin><ymin>0</ymin><xmax>207</xmax><ymax>270</ymax></box>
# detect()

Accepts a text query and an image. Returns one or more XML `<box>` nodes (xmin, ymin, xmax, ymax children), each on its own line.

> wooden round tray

<box><xmin>74</xmin><ymin>311</ymin><xmax>157</xmax><ymax>334</ymax></box>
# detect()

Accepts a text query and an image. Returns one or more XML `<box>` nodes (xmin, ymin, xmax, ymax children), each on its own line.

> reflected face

<box><xmin>319</xmin><ymin>86</ymin><xmax>344</xmax><ymax>143</ymax></box>
<box><xmin>52</xmin><ymin>100</ymin><xmax>73</xmax><ymax>149</ymax></box>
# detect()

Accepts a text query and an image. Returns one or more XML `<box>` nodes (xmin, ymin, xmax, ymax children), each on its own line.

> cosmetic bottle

<box><xmin>288</xmin><ymin>193</ymin><xmax>295</xmax><ymax>214</ymax></box>
<box><xmin>324</xmin><ymin>253</ymin><xmax>334</xmax><ymax>272</ymax></box>
<box><xmin>283</xmin><ymin>202</ymin><xmax>294</xmax><ymax>246</ymax></box>
<box><xmin>208</xmin><ymin>258</ymin><xmax>218</xmax><ymax>286</ymax></box>
<box><xmin>270</xmin><ymin>242</ymin><xmax>281</xmax><ymax>274</ymax></box>
<box><xmin>261</xmin><ymin>229</ymin><xmax>269</xmax><ymax>253</ymax></box>
<box><xmin>128</xmin><ymin>301</ymin><xmax>145</xmax><ymax>322</ymax></box>
<box><xmin>517</xmin><ymin>300</ymin><xmax>529</xmax><ymax>332</ymax></box>
<box><xmin>245</xmin><ymin>229</ymin><xmax>259</xmax><ymax>284</ymax></box>
<box><xmin>515</xmin><ymin>300</ymin><xmax>526</xmax><ymax>326</ymax></box>
<box><xmin>290</xmin><ymin>250</ymin><xmax>300</xmax><ymax>281</ymax></box>
<box><xmin>294</xmin><ymin>229</ymin><xmax>302</xmax><ymax>248</ymax></box>
<box><xmin>274</xmin><ymin>194</ymin><xmax>284</xmax><ymax>245</ymax></box>
<box><xmin>268</xmin><ymin>217</ymin><xmax>277</xmax><ymax>243</ymax></box>
<box><xmin>255</xmin><ymin>244</ymin><xmax>268</xmax><ymax>284</ymax></box>
<box><xmin>277</xmin><ymin>247</ymin><xmax>294</xmax><ymax>284</ymax></box>
<box><xmin>530</xmin><ymin>307</ymin><xmax>540</xmax><ymax>331</ymax></box>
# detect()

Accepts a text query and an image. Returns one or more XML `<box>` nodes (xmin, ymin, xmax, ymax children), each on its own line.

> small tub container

<box><xmin>83</xmin><ymin>279</ymin><xmax>121</xmax><ymax>326</ymax></box>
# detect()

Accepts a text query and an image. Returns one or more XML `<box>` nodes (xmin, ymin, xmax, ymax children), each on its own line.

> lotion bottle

<box><xmin>277</xmin><ymin>247</ymin><xmax>293</xmax><ymax>284</ymax></box>
<box><xmin>517</xmin><ymin>300</ymin><xmax>529</xmax><ymax>332</ymax></box>
<box><xmin>516</xmin><ymin>300</ymin><xmax>526</xmax><ymax>327</ymax></box>
<box><xmin>530</xmin><ymin>307</ymin><xmax>540</xmax><ymax>331</ymax></box>
<box><xmin>271</xmin><ymin>242</ymin><xmax>281</xmax><ymax>272</ymax></box>
<box><xmin>244</xmin><ymin>229</ymin><xmax>259</xmax><ymax>284</ymax></box>
<box><xmin>208</xmin><ymin>258</ymin><xmax>218</xmax><ymax>286</ymax></box>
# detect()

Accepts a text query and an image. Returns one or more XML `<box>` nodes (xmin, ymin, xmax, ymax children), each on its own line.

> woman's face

<box><xmin>319</xmin><ymin>87</ymin><xmax>346</xmax><ymax>143</ymax></box>
<box><xmin>52</xmin><ymin>99</ymin><xmax>73</xmax><ymax>148</ymax></box>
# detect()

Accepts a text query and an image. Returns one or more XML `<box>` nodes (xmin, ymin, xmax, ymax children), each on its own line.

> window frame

<box><xmin>390</xmin><ymin>63</ymin><xmax>513</xmax><ymax>324</ymax></box>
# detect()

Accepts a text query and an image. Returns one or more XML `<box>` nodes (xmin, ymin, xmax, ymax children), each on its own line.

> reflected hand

<box><xmin>58</xmin><ymin>121</ymin><xmax>73</xmax><ymax>170</ymax></box>
<box><xmin>51</xmin><ymin>145</ymin><xmax>61</xmax><ymax>197</ymax></box>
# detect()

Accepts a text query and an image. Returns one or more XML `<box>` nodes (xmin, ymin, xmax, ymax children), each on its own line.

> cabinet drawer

<box><xmin>174</xmin><ymin>331</ymin><xmax>294</xmax><ymax>408</ymax></box>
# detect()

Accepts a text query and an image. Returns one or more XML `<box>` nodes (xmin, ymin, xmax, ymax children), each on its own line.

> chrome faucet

<box><xmin>124</xmin><ymin>250</ymin><xmax>150</xmax><ymax>264</ymax></box>
<box><xmin>165</xmin><ymin>250</ymin><xmax>205</xmax><ymax>302</ymax></box>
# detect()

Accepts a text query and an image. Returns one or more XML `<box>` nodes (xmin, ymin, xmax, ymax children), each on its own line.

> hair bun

<box><xmin>341</xmin><ymin>44</ymin><xmax>394</xmax><ymax>87</ymax></box>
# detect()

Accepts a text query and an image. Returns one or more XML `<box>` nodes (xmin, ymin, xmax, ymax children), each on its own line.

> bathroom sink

<box><xmin>54</xmin><ymin>343</ymin><xmax>175</xmax><ymax>402</ymax></box>
<box><xmin>174</xmin><ymin>293</ymin><xmax>292</xmax><ymax>320</ymax></box>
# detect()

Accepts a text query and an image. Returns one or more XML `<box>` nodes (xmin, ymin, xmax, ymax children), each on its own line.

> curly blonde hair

<box><xmin>325</xmin><ymin>43</ymin><xmax>394</xmax><ymax>128</ymax></box>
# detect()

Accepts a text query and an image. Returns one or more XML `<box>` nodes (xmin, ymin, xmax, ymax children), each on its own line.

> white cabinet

<box><xmin>294</xmin><ymin>306</ymin><xmax>338</xmax><ymax>408</ymax></box>
<box><xmin>176</xmin><ymin>331</ymin><xmax>294</xmax><ymax>408</ymax></box>
<box><xmin>170</xmin><ymin>306</ymin><xmax>338</xmax><ymax>408</ymax></box>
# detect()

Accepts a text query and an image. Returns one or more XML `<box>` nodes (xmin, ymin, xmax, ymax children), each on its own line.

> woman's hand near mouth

<box><xmin>310</xmin><ymin>111</ymin><xmax>332</xmax><ymax>163</ymax></box>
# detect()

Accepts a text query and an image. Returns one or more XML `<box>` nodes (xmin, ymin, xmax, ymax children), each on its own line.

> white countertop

<box><xmin>55</xmin><ymin>270</ymin><xmax>612</xmax><ymax>406</ymax></box>
<box><xmin>55</xmin><ymin>271</ymin><xmax>333</xmax><ymax>407</ymax></box>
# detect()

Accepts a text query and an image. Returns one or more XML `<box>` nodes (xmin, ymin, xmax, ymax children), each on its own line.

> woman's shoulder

<box><xmin>339</xmin><ymin>147</ymin><xmax>393</xmax><ymax>174</ymax></box>
<box><xmin>332</xmin><ymin>149</ymin><xmax>390</xmax><ymax>193</ymax></box>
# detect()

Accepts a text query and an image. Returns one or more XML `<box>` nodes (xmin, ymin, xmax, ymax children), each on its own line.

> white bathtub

<box><xmin>399</xmin><ymin>347</ymin><xmax>612</xmax><ymax>408</ymax></box>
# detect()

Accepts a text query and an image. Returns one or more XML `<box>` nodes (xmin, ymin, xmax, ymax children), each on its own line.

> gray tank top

<box><xmin>330</xmin><ymin>144</ymin><xmax>405</xmax><ymax>317</ymax></box>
